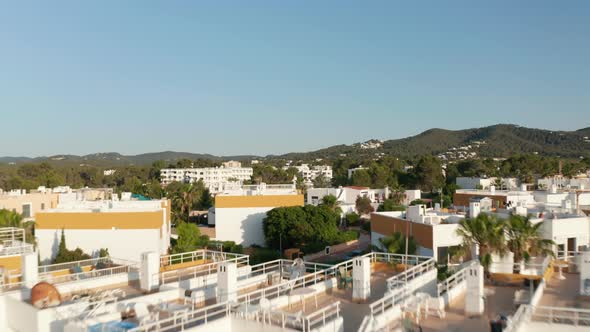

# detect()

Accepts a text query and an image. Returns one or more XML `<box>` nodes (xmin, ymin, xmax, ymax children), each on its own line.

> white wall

<box><xmin>541</xmin><ymin>217</ymin><xmax>590</xmax><ymax>252</ymax></box>
<box><xmin>456</xmin><ymin>177</ymin><xmax>492</xmax><ymax>190</ymax></box>
<box><xmin>36</xmin><ymin>228</ymin><xmax>161</xmax><ymax>263</ymax></box>
<box><xmin>432</xmin><ymin>224</ymin><xmax>462</xmax><ymax>261</ymax></box>
<box><xmin>214</xmin><ymin>207</ymin><xmax>273</xmax><ymax>246</ymax></box>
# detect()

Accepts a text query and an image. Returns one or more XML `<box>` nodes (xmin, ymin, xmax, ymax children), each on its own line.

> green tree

<box><xmin>174</xmin><ymin>222</ymin><xmax>209</xmax><ymax>253</ymax></box>
<box><xmin>413</xmin><ymin>156</ymin><xmax>444</xmax><ymax>192</ymax></box>
<box><xmin>312</xmin><ymin>174</ymin><xmax>332</xmax><ymax>188</ymax></box>
<box><xmin>506</xmin><ymin>215</ymin><xmax>554</xmax><ymax>273</ymax></box>
<box><xmin>53</xmin><ymin>230</ymin><xmax>91</xmax><ymax>264</ymax></box>
<box><xmin>351</xmin><ymin>169</ymin><xmax>372</xmax><ymax>187</ymax></box>
<box><xmin>197</xmin><ymin>189</ymin><xmax>214</xmax><ymax>210</ymax></box>
<box><xmin>377</xmin><ymin>199</ymin><xmax>406</xmax><ymax>212</ymax></box>
<box><xmin>456</xmin><ymin>214</ymin><xmax>507</xmax><ymax>273</ymax></box>
<box><xmin>355</xmin><ymin>195</ymin><xmax>374</xmax><ymax>216</ymax></box>
<box><xmin>263</xmin><ymin>205</ymin><xmax>344</xmax><ymax>253</ymax></box>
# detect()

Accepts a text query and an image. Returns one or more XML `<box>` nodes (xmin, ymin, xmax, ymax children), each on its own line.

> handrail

<box><xmin>38</xmin><ymin>264</ymin><xmax>131</xmax><ymax>284</ymax></box>
<box><xmin>159</xmin><ymin>255</ymin><xmax>250</xmax><ymax>285</ymax></box>
<box><xmin>160</xmin><ymin>249</ymin><xmax>249</xmax><ymax>267</ymax></box>
<box><xmin>370</xmin><ymin>257</ymin><xmax>436</xmax><ymax>318</ymax></box>
<box><xmin>506</xmin><ymin>305</ymin><xmax>590</xmax><ymax>331</ymax></box>
<box><xmin>0</xmin><ymin>241</ymin><xmax>34</xmax><ymax>257</ymax></box>
<box><xmin>437</xmin><ymin>260</ymin><xmax>478</xmax><ymax>296</ymax></box>
<box><xmin>38</xmin><ymin>257</ymin><xmax>113</xmax><ymax>274</ymax></box>
<box><xmin>387</xmin><ymin>258</ymin><xmax>436</xmax><ymax>290</ymax></box>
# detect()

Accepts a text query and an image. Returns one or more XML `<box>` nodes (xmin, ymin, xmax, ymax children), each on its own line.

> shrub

<box><xmin>345</xmin><ymin>212</ymin><xmax>360</xmax><ymax>226</ymax></box>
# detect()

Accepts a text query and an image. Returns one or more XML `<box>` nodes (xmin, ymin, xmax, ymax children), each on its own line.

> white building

<box><xmin>306</xmin><ymin>186</ymin><xmax>389</xmax><ymax>217</ymax></box>
<box><xmin>283</xmin><ymin>164</ymin><xmax>332</xmax><ymax>186</ymax></box>
<box><xmin>160</xmin><ymin>161</ymin><xmax>253</xmax><ymax>193</ymax></box>
<box><xmin>456</xmin><ymin>177</ymin><xmax>519</xmax><ymax>190</ymax></box>
<box><xmin>35</xmin><ymin>195</ymin><xmax>171</xmax><ymax>263</ymax></box>
<box><xmin>371</xmin><ymin>205</ymin><xmax>466</xmax><ymax>261</ymax></box>
<box><xmin>208</xmin><ymin>183</ymin><xmax>303</xmax><ymax>246</ymax></box>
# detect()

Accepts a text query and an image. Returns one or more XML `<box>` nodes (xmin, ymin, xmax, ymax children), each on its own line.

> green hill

<box><xmin>1</xmin><ymin>124</ymin><xmax>589</xmax><ymax>167</ymax></box>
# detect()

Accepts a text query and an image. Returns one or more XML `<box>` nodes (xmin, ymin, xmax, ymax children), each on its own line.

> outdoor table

<box><xmin>555</xmin><ymin>262</ymin><xmax>568</xmax><ymax>280</ymax></box>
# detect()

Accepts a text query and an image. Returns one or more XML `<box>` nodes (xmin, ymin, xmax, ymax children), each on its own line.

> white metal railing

<box><xmin>387</xmin><ymin>258</ymin><xmax>436</xmax><ymax>290</ymax></box>
<box><xmin>38</xmin><ymin>257</ymin><xmax>114</xmax><ymax>274</ymax></box>
<box><xmin>369</xmin><ymin>285</ymin><xmax>407</xmax><ymax>318</ymax></box>
<box><xmin>37</xmin><ymin>257</ymin><xmax>137</xmax><ymax>284</ymax></box>
<box><xmin>130</xmin><ymin>251</ymin><xmax>426</xmax><ymax>332</ymax></box>
<box><xmin>302</xmin><ymin>301</ymin><xmax>340</xmax><ymax>331</ymax></box>
<box><xmin>160</xmin><ymin>249</ymin><xmax>248</xmax><ymax>268</ymax></box>
<box><xmin>0</xmin><ymin>240</ymin><xmax>34</xmax><ymax>257</ymax></box>
<box><xmin>128</xmin><ymin>299</ymin><xmax>340</xmax><ymax>332</ymax></box>
<box><xmin>489</xmin><ymin>257</ymin><xmax>550</xmax><ymax>276</ymax></box>
<box><xmin>0</xmin><ymin>227</ymin><xmax>25</xmax><ymax>243</ymax></box>
<box><xmin>159</xmin><ymin>254</ymin><xmax>249</xmax><ymax>285</ymax></box>
<box><xmin>529</xmin><ymin>306</ymin><xmax>590</xmax><ymax>326</ymax></box>
<box><xmin>369</xmin><ymin>256</ymin><xmax>436</xmax><ymax>318</ymax></box>
<box><xmin>504</xmin><ymin>304</ymin><xmax>533</xmax><ymax>332</ymax></box>
<box><xmin>437</xmin><ymin>260</ymin><xmax>478</xmax><ymax>296</ymax></box>
<box><xmin>39</xmin><ymin>264</ymin><xmax>132</xmax><ymax>284</ymax></box>
<box><xmin>135</xmin><ymin>258</ymin><xmax>343</xmax><ymax>331</ymax></box>
<box><xmin>505</xmin><ymin>305</ymin><xmax>590</xmax><ymax>331</ymax></box>
<box><xmin>369</xmin><ymin>252</ymin><xmax>431</xmax><ymax>266</ymax></box>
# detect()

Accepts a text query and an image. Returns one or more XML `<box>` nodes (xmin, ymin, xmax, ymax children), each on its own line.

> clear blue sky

<box><xmin>1</xmin><ymin>1</ymin><xmax>589</xmax><ymax>157</ymax></box>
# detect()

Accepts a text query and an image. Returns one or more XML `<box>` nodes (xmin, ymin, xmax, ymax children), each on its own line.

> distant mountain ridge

<box><xmin>1</xmin><ymin>124</ymin><xmax>589</xmax><ymax>166</ymax></box>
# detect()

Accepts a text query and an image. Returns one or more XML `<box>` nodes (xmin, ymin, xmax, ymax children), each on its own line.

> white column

<box><xmin>140</xmin><ymin>252</ymin><xmax>159</xmax><ymax>292</ymax></box>
<box><xmin>218</xmin><ymin>262</ymin><xmax>238</xmax><ymax>302</ymax></box>
<box><xmin>22</xmin><ymin>251</ymin><xmax>38</xmax><ymax>288</ymax></box>
<box><xmin>352</xmin><ymin>256</ymin><xmax>371</xmax><ymax>302</ymax></box>
<box><xmin>580</xmin><ymin>251</ymin><xmax>590</xmax><ymax>296</ymax></box>
<box><xmin>464</xmin><ymin>263</ymin><xmax>484</xmax><ymax>315</ymax></box>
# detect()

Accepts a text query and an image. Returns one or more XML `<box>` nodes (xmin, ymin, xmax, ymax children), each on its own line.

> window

<box><xmin>22</xmin><ymin>204</ymin><xmax>32</xmax><ymax>218</ymax></box>
<box><xmin>41</xmin><ymin>203</ymin><xmax>46</xmax><ymax>210</ymax></box>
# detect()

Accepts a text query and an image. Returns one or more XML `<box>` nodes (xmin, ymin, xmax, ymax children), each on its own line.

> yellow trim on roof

<box><xmin>215</xmin><ymin>194</ymin><xmax>304</xmax><ymax>208</ymax></box>
<box><xmin>35</xmin><ymin>211</ymin><xmax>164</xmax><ymax>229</ymax></box>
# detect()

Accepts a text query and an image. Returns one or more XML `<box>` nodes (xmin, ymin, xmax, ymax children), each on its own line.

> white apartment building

<box><xmin>35</xmin><ymin>195</ymin><xmax>171</xmax><ymax>263</ymax></box>
<box><xmin>208</xmin><ymin>183</ymin><xmax>303</xmax><ymax>246</ymax></box>
<box><xmin>283</xmin><ymin>164</ymin><xmax>333</xmax><ymax>186</ymax></box>
<box><xmin>306</xmin><ymin>186</ymin><xmax>389</xmax><ymax>217</ymax></box>
<box><xmin>160</xmin><ymin>161</ymin><xmax>253</xmax><ymax>193</ymax></box>
<box><xmin>0</xmin><ymin>189</ymin><xmax>59</xmax><ymax>220</ymax></box>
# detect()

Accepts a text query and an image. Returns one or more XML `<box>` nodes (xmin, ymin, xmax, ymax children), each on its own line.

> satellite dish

<box><xmin>31</xmin><ymin>282</ymin><xmax>62</xmax><ymax>309</ymax></box>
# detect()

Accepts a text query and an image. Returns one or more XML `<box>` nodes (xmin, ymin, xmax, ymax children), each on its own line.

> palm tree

<box><xmin>320</xmin><ymin>195</ymin><xmax>342</xmax><ymax>216</ymax></box>
<box><xmin>389</xmin><ymin>185</ymin><xmax>406</xmax><ymax>206</ymax></box>
<box><xmin>506</xmin><ymin>214</ymin><xmax>554</xmax><ymax>273</ymax></box>
<box><xmin>379</xmin><ymin>232</ymin><xmax>417</xmax><ymax>255</ymax></box>
<box><xmin>456</xmin><ymin>213</ymin><xmax>507</xmax><ymax>273</ymax></box>
<box><xmin>171</xmin><ymin>183</ymin><xmax>199</xmax><ymax>223</ymax></box>
<box><xmin>0</xmin><ymin>209</ymin><xmax>36</xmax><ymax>246</ymax></box>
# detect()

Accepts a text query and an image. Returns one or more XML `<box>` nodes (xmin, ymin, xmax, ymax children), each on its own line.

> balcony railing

<box><xmin>38</xmin><ymin>257</ymin><xmax>138</xmax><ymax>284</ymax></box>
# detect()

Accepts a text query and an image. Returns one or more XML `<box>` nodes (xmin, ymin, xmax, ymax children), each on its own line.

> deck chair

<box><xmin>337</xmin><ymin>267</ymin><xmax>353</xmax><ymax>289</ymax></box>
